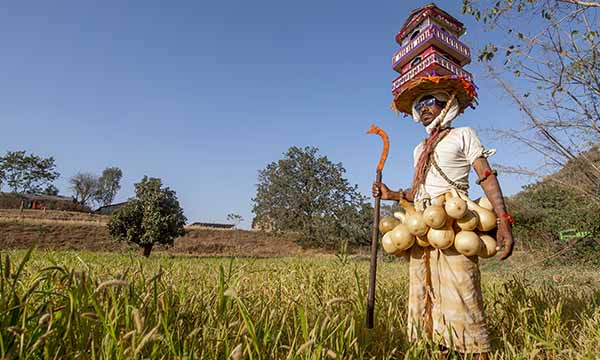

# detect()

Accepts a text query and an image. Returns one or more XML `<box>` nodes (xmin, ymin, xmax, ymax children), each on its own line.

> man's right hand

<box><xmin>372</xmin><ymin>182</ymin><xmax>401</xmax><ymax>201</ymax></box>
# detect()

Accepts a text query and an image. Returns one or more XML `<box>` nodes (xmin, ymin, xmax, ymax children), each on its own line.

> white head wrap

<box><xmin>412</xmin><ymin>91</ymin><xmax>460</xmax><ymax>134</ymax></box>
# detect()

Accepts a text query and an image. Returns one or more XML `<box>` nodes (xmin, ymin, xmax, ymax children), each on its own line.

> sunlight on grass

<box><xmin>1</xmin><ymin>249</ymin><xmax>599</xmax><ymax>359</ymax></box>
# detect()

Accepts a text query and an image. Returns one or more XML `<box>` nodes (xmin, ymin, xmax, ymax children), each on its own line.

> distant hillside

<box><xmin>506</xmin><ymin>145</ymin><xmax>600</xmax><ymax>263</ymax></box>
<box><xmin>0</xmin><ymin>209</ymin><xmax>109</xmax><ymax>224</ymax></box>
<box><xmin>543</xmin><ymin>145</ymin><xmax>600</xmax><ymax>201</ymax></box>
<box><xmin>0</xmin><ymin>210</ymin><xmax>324</xmax><ymax>257</ymax></box>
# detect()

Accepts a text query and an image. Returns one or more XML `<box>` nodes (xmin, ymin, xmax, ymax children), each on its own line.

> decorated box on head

<box><xmin>391</xmin><ymin>3</ymin><xmax>478</xmax><ymax>116</ymax></box>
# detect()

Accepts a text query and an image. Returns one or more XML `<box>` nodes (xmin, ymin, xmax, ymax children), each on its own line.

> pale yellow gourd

<box><xmin>458</xmin><ymin>193</ymin><xmax>497</xmax><ymax>232</ymax></box>
<box><xmin>431</xmin><ymin>194</ymin><xmax>446</xmax><ymax>207</ymax></box>
<box><xmin>478</xmin><ymin>234</ymin><xmax>498</xmax><ymax>258</ymax></box>
<box><xmin>380</xmin><ymin>232</ymin><xmax>398</xmax><ymax>254</ymax></box>
<box><xmin>427</xmin><ymin>221</ymin><xmax>455</xmax><ymax>249</ymax></box>
<box><xmin>444</xmin><ymin>189</ymin><xmax>468</xmax><ymax>219</ymax></box>
<box><xmin>393</xmin><ymin>211</ymin><xmax>405</xmax><ymax>223</ymax></box>
<box><xmin>423</xmin><ymin>205</ymin><xmax>448</xmax><ymax>229</ymax></box>
<box><xmin>456</xmin><ymin>209</ymin><xmax>479</xmax><ymax>231</ymax></box>
<box><xmin>416</xmin><ymin>235</ymin><xmax>430</xmax><ymax>248</ymax></box>
<box><xmin>389</xmin><ymin>224</ymin><xmax>415</xmax><ymax>251</ymax></box>
<box><xmin>399</xmin><ymin>199</ymin><xmax>429</xmax><ymax>237</ymax></box>
<box><xmin>379</xmin><ymin>216</ymin><xmax>400</xmax><ymax>234</ymax></box>
<box><xmin>454</xmin><ymin>230</ymin><xmax>482</xmax><ymax>256</ymax></box>
<box><xmin>478</xmin><ymin>196</ymin><xmax>494</xmax><ymax>211</ymax></box>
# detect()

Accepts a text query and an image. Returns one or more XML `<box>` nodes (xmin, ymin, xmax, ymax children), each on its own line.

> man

<box><xmin>373</xmin><ymin>91</ymin><xmax>515</xmax><ymax>357</ymax></box>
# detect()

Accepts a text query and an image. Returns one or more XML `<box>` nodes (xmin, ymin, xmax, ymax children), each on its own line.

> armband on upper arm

<box><xmin>476</xmin><ymin>169</ymin><xmax>498</xmax><ymax>185</ymax></box>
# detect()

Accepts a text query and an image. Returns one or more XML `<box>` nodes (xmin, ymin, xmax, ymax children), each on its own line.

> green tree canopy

<box><xmin>95</xmin><ymin>167</ymin><xmax>123</xmax><ymax>206</ymax></box>
<box><xmin>252</xmin><ymin>146</ymin><xmax>371</xmax><ymax>247</ymax></box>
<box><xmin>42</xmin><ymin>184</ymin><xmax>59</xmax><ymax>196</ymax></box>
<box><xmin>0</xmin><ymin>151</ymin><xmax>59</xmax><ymax>194</ymax></box>
<box><xmin>108</xmin><ymin>176</ymin><xmax>187</xmax><ymax>257</ymax></box>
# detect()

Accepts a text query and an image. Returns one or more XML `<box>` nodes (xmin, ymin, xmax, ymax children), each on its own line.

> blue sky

<box><xmin>0</xmin><ymin>1</ymin><xmax>538</xmax><ymax>228</ymax></box>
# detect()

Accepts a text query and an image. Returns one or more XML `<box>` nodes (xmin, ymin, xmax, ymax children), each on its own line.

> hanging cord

<box><xmin>424</xmin><ymin>91</ymin><xmax>469</xmax><ymax>192</ymax></box>
<box><xmin>430</xmin><ymin>156</ymin><xmax>469</xmax><ymax>192</ymax></box>
<box><xmin>423</xmin><ymin>248</ymin><xmax>434</xmax><ymax>338</ymax></box>
<box><xmin>409</xmin><ymin>91</ymin><xmax>461</xmax><ymax>201</ymax></box>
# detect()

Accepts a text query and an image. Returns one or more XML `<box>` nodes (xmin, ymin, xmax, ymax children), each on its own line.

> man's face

<box><xmin>414</xmin><ymin>96</ymin><xmax>445</xmax><ymax>126</ymax></box>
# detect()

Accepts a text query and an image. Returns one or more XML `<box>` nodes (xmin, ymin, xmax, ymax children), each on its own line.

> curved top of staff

<box><xmin>366</xmin><ymin>124</ymin><xmax>390</xmax><ymax>172</ymax></box>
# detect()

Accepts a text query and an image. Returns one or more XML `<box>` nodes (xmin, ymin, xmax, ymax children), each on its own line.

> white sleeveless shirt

<box><xmin>412</xmin><ymin>127</ymin><xmax>493</xmax><ymax>201</ymax></box>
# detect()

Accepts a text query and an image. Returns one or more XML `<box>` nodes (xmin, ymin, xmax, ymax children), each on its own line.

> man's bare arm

<box><xmin>372</xmin><ymin>183</ymin><xmax>414</xmax><ymax>202</ymax></box>
<box><xmin>472</xmin><ymin>157</ymin><xmax>515</xmax><ymax>260</ymax></box>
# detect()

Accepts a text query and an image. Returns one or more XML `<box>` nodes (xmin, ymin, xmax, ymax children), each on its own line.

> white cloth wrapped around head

<box><xmin>412</xmin><ymin>91</ymin><xmax>460</xmax><ymax>134</ymax></box>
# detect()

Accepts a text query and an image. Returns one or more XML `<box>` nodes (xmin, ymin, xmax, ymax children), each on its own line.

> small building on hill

<box><xmin>188</xmin><ymin>222</ymin><xmax>235</xmax><ymax>229</ymax></box>
<box><xmin>95</xmin><ymin>202</ymin><xmax>128</xmax><ymax>215</ymax></box>
<box><xmin>0</xmin><ymin>192</ymin><xmax>87</xmax><ymax>212</ymax></box>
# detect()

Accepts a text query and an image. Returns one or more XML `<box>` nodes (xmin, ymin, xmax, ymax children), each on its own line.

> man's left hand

<box><xmin>495</xmin><ymin>219</ymin><xmax>514</xmax><ymax>260</ymax></box>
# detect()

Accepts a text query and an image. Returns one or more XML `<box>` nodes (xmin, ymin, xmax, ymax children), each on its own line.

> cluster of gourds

<box><xmin>380</xmin><ymin>189</ymin><xmax>498</xmax><ymax>258</ymax></box>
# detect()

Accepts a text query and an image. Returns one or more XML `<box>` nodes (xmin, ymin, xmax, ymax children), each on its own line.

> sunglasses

<box><xmin>414</xmin><ymin>97</ymin><xmax>444</xmax><ymax>112</ymax></box>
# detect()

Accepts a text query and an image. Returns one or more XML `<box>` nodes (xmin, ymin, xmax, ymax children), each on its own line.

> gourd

<box><xmin>389</xmin><ymin>224</ymin><xmax>415</xmax><ymax>251</ymax></box>
<box><xmin>399</xmin><ymin>199</ymin><xmax>429</xmax><ymax>237</ymax></box>
<box><xmin>478</xmin><ymin>234</ymin><xmax>498</xmax><ymax>258</ymax></box>
<box><xmin>427</xmin><ymin>221</ymin><xmax>455</xmax><ymax>249</ymax></box>
<box><xmin>379</xmin><ymin>216</ymin><xmax>400</xmax><ymax>234</ymax></box>
<box><xmin>454</xmin><ymin>230</ymin><xmax>482</xmax><ymax>256</ymax></box>
<box><xmin>380</xmin><ymin>231</ymin><xmax>398</xmax><ymax>254</ymax></box>
<box><xmin>416</xmin><ymin>235</ymin><xmax>430</xmax><ymax>248</ymax></box>
<box><xmin>444</xmin><ymin>189</ymin><xmax>468</xmax><ymax>219</ymax></box>
<box><xmin>423</xmin><ymin>204</ymin><xmax>448</xmax><ymax>229</ymax></box>
<box><xmin>431</xmin><ymin>194</ymin><xmax>445</xmax><ymax>207</ymax></box>
<box><xmin>459</xmin><ymin>193</ymin><xmax>497</xmax><ymax>232</ymax></box>
<box><xmin>393</xmin><ymin>211</ymin><xmax>405</xmax><ymax>222</ymax></box>
<box><xmin>478</xmin><ymin>196</ymin><xmax>494</xmax><ymax>211</ymax></box>
<box><xmin>456</xmin><ymin>209</ymin><xmax>479</xmax><ymax>231</ymax></box>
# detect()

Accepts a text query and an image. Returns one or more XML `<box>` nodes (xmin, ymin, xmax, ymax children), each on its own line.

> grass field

<box><xmin>1</xmin><ymin>249</ymin><xmax>599</xmax><ymax>359</ymax></box>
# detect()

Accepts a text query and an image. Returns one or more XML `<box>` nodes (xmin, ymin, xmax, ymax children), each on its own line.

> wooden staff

<box><xmin>366</xmin><ymin>124</ymin><xmax>390</xmax><ymax>329</ymax></box>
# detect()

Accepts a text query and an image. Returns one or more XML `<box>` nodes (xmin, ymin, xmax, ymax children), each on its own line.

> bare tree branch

<box><xmin>557</xmin><ymin>0</ymin><xmax>600</xmax><ymax>7</ymax></box>
<box><xmin>488</xmin><ymin>66</ymin><xmax>580</xmax><ymax>162</ymax></box>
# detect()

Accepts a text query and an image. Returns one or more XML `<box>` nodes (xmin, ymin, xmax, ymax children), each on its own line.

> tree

<box><xmin>95</xmin><ymin>167</ymin><xmax>123</xmax><ymax>206</ymax></box>
<box><xmin>107</xmin><ymin>176</ymin><xmax>187</xmax><ymax>257</ymax></box>
<box><xmin>226</xmin><ymin>213</ymin><xmax>244</xmax><ymax>228</ymax></box>
<box><xmin>70</xmin><ymin>173</ymin><xmax>99</xmax><ymax>206</ymax></box>
<box><xmin>42</xmin><ymin>185</ymin><xmax>60</xmax><ymax>196</ymax></box>
<box><xmin>252</xmin><ymin>146</ymin><xmax>371</xmax><ymax>247</ymax></box>
<box><xmin>0</xmin><ymin>151</ymin><xmax>59</xmax><ymax>193</ymax></box>
<box><xmin>462</xmin><ymin>0</ymin><xmax>600</xmax><ymax>204</ymax></box>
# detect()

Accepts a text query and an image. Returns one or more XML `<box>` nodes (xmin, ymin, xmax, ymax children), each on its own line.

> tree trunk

<box><xmin>142</xmin><ymin>244</ymin><xmax>153</xmax><ymax>257</ymax></box>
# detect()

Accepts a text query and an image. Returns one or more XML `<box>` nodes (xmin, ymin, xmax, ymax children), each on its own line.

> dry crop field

<box><xmin>1</xmin><ymin>249</ymin><xmax>599</xmax><ymax>359</ymax></box>
<box><xmin>0</xmin><ymin>217</ymin><xmax>308</xmax><ymax>257</ymax></box>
